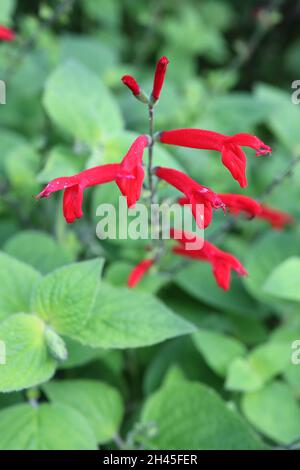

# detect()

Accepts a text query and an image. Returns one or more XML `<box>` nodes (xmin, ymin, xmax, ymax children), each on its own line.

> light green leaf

<box><xmin>37</xmin><ymin>146</ymin><xmax>86</xmax><ymax>183</ymax></box>
<box><xmin>0</xmin><ymin>252</ymin><xmax>41</xmax><ymax>321</ymax></box>
<box><xmin>0</xmin><ymin>403</ymin><xmax>97</xmax><ymax>450</ymax></box>
<box><xmin>141</xmin><ymin>375</ymin><xmax>265</xmax><ymax>450</ymax></box>
<box><xmin>4</xmin><ymin>230</ymin><xmax>74</xmax><ymax>275</ymax></box>
<box><xmin>242</xmin><ymin>381</ymin><xmax>300</xmax><ymax>445</ymax></box>
<box><xmin>193</xmin><ymin>329</ymin><xmax>246</xmax><ymax>377</ymax></box>
<box><xmin>244</xmin><ymin>232</ymin><xmax>300</xmax><ymax>305</ymax></box>
<box><xmin>43</xmin><ymin>379</ymin><xmax>124</xmax><ymax>444</ymax></box>
<box><xmin>0</xmin><ymin>0</ymin><xmax>16</xmax><ymax>23</ymax></box>
<box><xmin>0</xmin><ymin>314</ymin><xmax>56</xmax><ymax>392</ymax></box>
<box><xmin>72</xmin><ymin>283</ymin><xmax>195</xmax><ymax>348</ymax></box>
<box><xmin>59</xmin><ymin>35</ymin><xmax>118</xmax><ymax>76</ymax></box>
<box><xmin>43</xmin><ymin>60</ymin><xmax>123</xmax><ymax>145</ymax></box>
<box><xmin>31</xmin><ymin>259</ymin><xmax>103</xmax><ymax>336</ymax></box>
<box><xmin>264</xmin><ymin>257</ymin><xmax>300</xmax><ymax>302</ymax></box>
<box><xmin>226</xmin><ymin>341</ymin><xmax>290</xmax><ymax>392</ymax></box>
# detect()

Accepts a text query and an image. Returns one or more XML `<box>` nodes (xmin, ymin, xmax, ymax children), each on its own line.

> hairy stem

<box><xmin>147</xmin><ymin>104</ymin><xmax>154</xmax><ymax>201</ymax></box>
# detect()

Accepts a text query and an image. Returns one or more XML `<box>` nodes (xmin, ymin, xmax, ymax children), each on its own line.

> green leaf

<box><xmin>43</xmin><ymin>379</ymin><xmax>124</xmax><ymax>444</ymax></box>
<box><xmin>4</xmin><ymin>230</ymin><xmax>74</xmax><ymax>275</ymax></box>
<box><xmin>0</xmin><ymin>403</ymin><xmax>97</xmax><ymax>450</ymax></box>
<box><xmin>241</xmin><ymin>381</ymin><xmax>300</xmax><ymax>445</ymax></box>
<box><xmin>0</xmin><ymin>0</ymin><xmax>16</xmax><ymax>23</ymax></box>
<box><xmin>58</xmin><ymin>337</ymin><xmax>104</xmax><ymax>369</ymax></box>
<box><xmin>43</xmin><ymin>60</ymin><xmax>123</xmax><ymax>145</ymax></box>
<box><xmin>244</xmin><ymin>232</ymin><xmax>300</xmax><ymax>305</ymax></box>
<box><xmin>37</xmin><ymin>146</ymin><xmax>86</xmax><ymax>183</ymax></box>
<box><xmin>59</xmin><ymin>35</ymin><xmax>118</xmax><ymax>76</ymax></box>
<box><xmin>284</xmin><ymin>363</ymin><xmax>300</xmax><ymax>395</ymax></box>
<box><xmin>72</xmin><ymin>283</ymin><xmax>195</xmax><ymax>348</ymax></box>
<box><xmin>0</xmin><ymin>252</ymin><xmax>41</xmax><ymax>321</ymax></box>
<box><xmin>264</xmin><ymin>257</ymin><xmax>300</xmax><ymax>302</ymax></box>
<box><xmin>192</xmin><ymin>329</ymin><xmax>246</xmax><ymax>377</ymax></box>
<box><xmin>255</xmin><ymin>83</ymin><xmax>300</xmax><ymax>154</ymax></box>
<box><xmin>226</xmin><ymin>341</ymin><xmax>290</xmax><ymax>392</ymax></box>
<box><xmin>175</xmin><ymin>262</ymin><xmax>259</xmax><ymax>316</ymax></box>
<box><xmin>31</xmin><ymin>259</ymin><xmax>103</xmax><ymax>336</ymax></box>
<box><xmin>4</xmin><ymin>143</ymin><xmax>40</xmax><ymax>197</ymax></box>
<box><xmin>0</xmin><ymin>314</ymin><xmax>56</xmax><ymax>392</ymax></box>
<box><xmin>141</xmin><ymin>374</ymin><xmax>265</xmax><ymax>450</ymax></box>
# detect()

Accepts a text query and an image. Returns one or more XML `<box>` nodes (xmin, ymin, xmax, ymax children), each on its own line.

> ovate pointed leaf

<box><xmin>0</xmin><ymin>314</ymin><xmax>56</xmax><ymax>392</ymax></box>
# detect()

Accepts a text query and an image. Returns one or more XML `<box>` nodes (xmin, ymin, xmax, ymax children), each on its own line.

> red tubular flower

<box><xmin>155</xmin><ymin>166</ymin><xmax>225</xmax><ymax>229</ymax></box>
<box><xmin>116</xmin><ymin>135</ymin><xmax>149</xmax><ymax>207</ymax></box>
<box><xmin>257</xmin><ymin>204</ymin><xmax>293</xmax><ymax>230</ymax></box>
<box><xmin>36</xmin><ymin>164</ymin><xmax>120</xmax><ymax>223</ymax></box>
<box><xmin>218</xmin><ymin>193</ymin><xmax>261</xmax><ymax>218</ymax></box>
<box><xmin>122</xmin><ymin>75</ymin><xmax>141</xmax><ymax>96</ymax></box>
<box><xmin>158</xmin><ymin>129</ymin><xmax>271</xmax><ymax>188</ymax></box>
<box><xmin>151</xmin><ymin>56</ymin><xmax>170</xmax><ymax>102</ymax></box>
<box><xmin>128</xmin><ymin>259</ymin><xmax>154</xmax><ymax>288</ymax></box>
<box><xmin>170</xmin><ymin>229</ymin><xmax>247</xmax><ymax>290</ymax></box>
<box><xmin>0</xmin><ymin>25</ymin><xmax>15</xmax><ymax>42</ymax></box>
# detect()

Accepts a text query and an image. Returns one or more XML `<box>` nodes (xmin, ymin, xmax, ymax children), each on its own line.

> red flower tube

<box><xmin>155</xmin><ymin>166</ymin><xmax>225</xmax><ymax>229</ymax></box>
<box><xmin>37</xmin><ymin>164</ymin><xmax>120</xmax><ymax>223</ymax></box>
<box><xmin>217</xmin><ymin>195</ymin><xmax>293</xmax><ymax>229</ymax></box>
<box><xmin>128</xmin><ymin>259</ymin><xmax>154</xmax><ymax>288</ymax></box>
<box><xmin>218</xmin><ymin>193</ymin><xmax>261</xmax><ymax>218</ymax></box>
<box><xmin>151</xmin><ymin>56</ymin><xmax>169</xmax><ymax>103</ymax></box>
<box><xmin>257</xmin><ymin>204</ymin><xmax>293</xmax><ymax>230</ymax></box>
<box><xmin>116</xmin><ymin>135</ymin><xmax>150</xmax><ymax>207</ymax></box>
<box><xmin>158</xmin><ymin>129</ymin><xmax>271</xmax><ymax>188</ymax></box>
<box><xmin>170</xmin><ymin>229</ymin><xmax>247</xmax><ymax>290</ymax></box>
<box><xmin>0</xmin><ymin>25</ymin><xmax>15</xmax><ymax>42</ymax></box>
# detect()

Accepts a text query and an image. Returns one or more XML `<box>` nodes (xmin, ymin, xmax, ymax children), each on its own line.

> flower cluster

<box><xmin>37</xmin><ymin>56</ymin><xmax>292</xmax><ymax>291</ymax></box>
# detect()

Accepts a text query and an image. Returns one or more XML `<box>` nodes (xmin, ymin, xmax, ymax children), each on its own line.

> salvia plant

<box><xmin>37</xmin><ymin>56</ymin><xmax>290</xmax><ymax>290</ymax></box>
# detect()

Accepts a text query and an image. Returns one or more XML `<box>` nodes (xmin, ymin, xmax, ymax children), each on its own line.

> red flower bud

<box><xmin>128</xmin><ymin>259</ymin><xmax>154</xmax><ymax>288</ymax></box>
<box><xmin>0</xmin><ymin>25</ymin><xmax>15</xmax><ymax>42</ymax></box>
<box><xmin>151</xmin><ymin>56</ymin><xmax>169</xmax><ymax>102</ymax></box>
<box><xmin>170</xmin><ymin>229</ymin><xmax>247</xmax><ymax>290</ymax></box>
<box><xmin>122</xmin><ymin>75</ymin><xmax>141</xmax><ymax>96</ymax></box>
<box><xmin>159</xmin><ymin>129</ymin><xmax>271</xmax><ymax>188</ymax></box>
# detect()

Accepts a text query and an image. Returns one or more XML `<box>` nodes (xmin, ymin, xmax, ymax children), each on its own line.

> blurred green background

<box><xmin>0</xmin><ymin>0</ymin><xmax>300</xmax><ymax>451</ymax></box>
